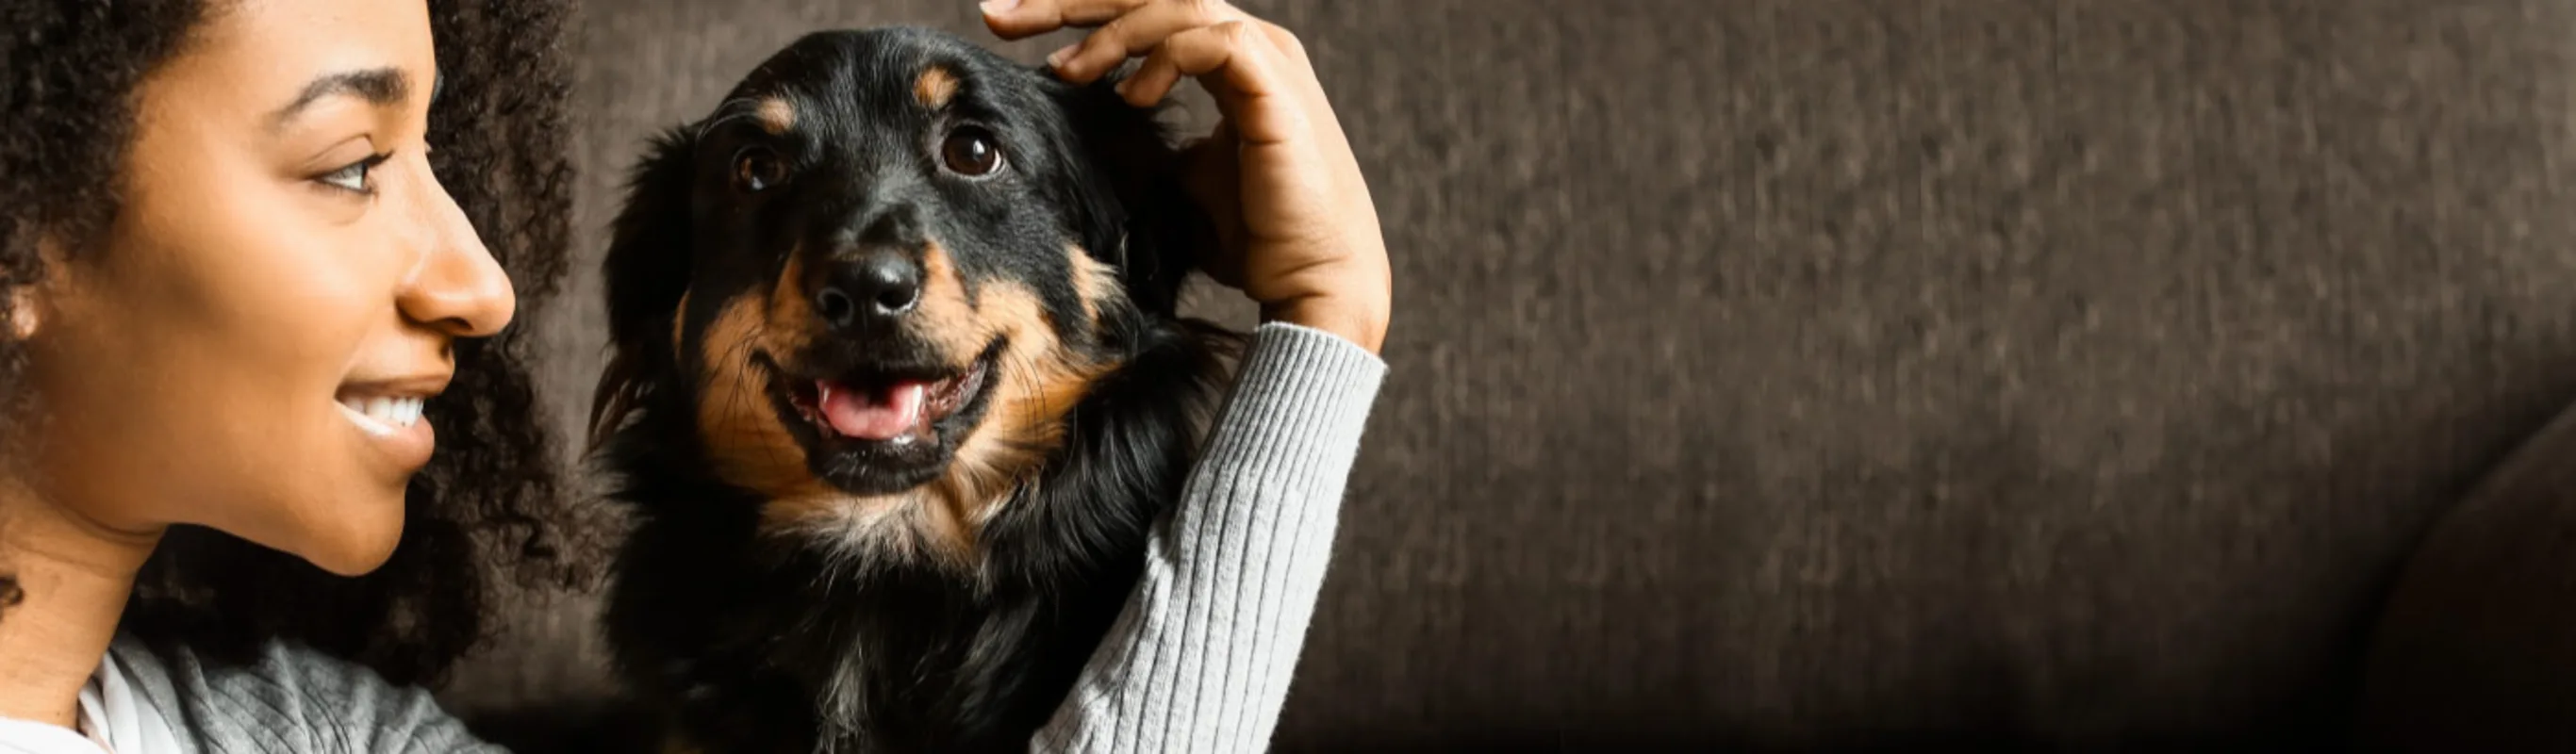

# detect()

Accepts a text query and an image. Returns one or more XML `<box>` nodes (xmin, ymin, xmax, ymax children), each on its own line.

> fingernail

<box><xmin>980</xmin><ymin>0</ymin><xmax>1019</xmax><ymax>14</ymax></box>
<box><xmin>1047</xmin><ymin>43</ymin><xmax>1079</xmax><ymax>70</ymax></box>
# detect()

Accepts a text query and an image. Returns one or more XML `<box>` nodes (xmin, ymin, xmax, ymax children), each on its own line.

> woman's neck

<box><xmin>0</xmin><ymin>480</ymin><xmax>158</xmax><ymax>729</ymax></box>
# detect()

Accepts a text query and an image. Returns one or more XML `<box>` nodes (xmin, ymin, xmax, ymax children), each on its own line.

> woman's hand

<box><xmin>981</xmin><ymin>0</ymin><xmax>1391</xmax><ymax>353</ymax></box>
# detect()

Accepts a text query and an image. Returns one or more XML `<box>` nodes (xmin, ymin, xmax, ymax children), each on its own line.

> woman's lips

<box><xmin>337</xmin><ymin>395</ymin><xmax>426</xmax><ymax>436</ymax></box>
<box><xmin>336</xmin><ymin>388</ymin><xmax>439</xmax><ymax>470</ymax></box>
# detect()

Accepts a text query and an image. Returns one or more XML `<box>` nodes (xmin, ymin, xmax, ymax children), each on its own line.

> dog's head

<box><xmin>592</xmin><ymin>27</ymin><xmax>1211</xmax><ymax>555</ymax></box>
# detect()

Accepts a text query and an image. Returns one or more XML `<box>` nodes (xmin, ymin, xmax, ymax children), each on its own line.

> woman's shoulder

<box><xmin>107</xmin><ymin>634</ymin><xmax>500</xmax><ymax>754</ymax></box>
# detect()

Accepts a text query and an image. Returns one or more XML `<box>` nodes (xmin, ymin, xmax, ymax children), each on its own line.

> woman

<box><xmin>0</xmin><ymin>0</ymin><xmax>1386</xmax><ymax>751</ymax></box>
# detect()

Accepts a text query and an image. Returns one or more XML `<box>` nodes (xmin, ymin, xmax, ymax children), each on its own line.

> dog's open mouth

<box><xmin>765</xmin><ymin>341</ymin><xmax>1001</xmax><ymax>445</ymax></box>
<box><xmin>783</xmin><ymin>357</ymin><xmax>991</xmax><ymax>443</ymax></box>
<box><xmin>752</xmin><ymin>339</ymin><xmax>1005</xmax><ymax>494</ymax></box>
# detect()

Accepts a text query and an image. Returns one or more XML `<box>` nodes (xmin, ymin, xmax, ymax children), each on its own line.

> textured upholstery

<box><xmin>448</xmin><ymin>1</ymin><xmax>2576</xmax><ymax>749</ymax></box>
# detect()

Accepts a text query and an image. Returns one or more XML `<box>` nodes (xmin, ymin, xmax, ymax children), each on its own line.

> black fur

<box><xmin>580</xmin><ymin>27</ymin><xmax>1231</xmax><ymax>753</ymax></box>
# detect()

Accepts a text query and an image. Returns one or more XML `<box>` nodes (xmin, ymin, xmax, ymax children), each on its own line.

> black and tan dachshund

<box><xmin>567</xmin><ymin>25</ymin><xmax>1233</xmax><ymax>753</ymax></box>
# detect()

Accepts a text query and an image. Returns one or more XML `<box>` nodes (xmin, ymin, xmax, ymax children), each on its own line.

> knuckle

<box><xmin>1213</xmin><ymin>20</ymin><xmax>1256</xmax><ymax>43</ymax></box>
<box><xmin>1265</xmin><ymin>23</ymin><xmax>1307</xmax><ymax>55</ymax></box>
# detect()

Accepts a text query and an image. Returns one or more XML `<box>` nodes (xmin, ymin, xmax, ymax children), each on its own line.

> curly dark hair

<box><xmin>0</xmin><ymin>0</ymin><xmax>587</xmax><ymax>688</ymax></box>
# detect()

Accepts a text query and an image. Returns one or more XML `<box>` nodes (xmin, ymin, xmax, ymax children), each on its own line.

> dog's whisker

<box><xmin>695</xmin><ymin>96</ymin><xmax>769</xmax><ymax>140</ymax></box>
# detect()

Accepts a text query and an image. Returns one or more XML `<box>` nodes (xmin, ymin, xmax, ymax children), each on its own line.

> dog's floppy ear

<box><xmin>1050</xmin><ymin>77</ymin><xmax>1214</xmax><ymax>319</ymax></box>
<box><xmin>588</xmin><ymin>127</ymin><xmax>701</xmax><ymax>451</ymax></box>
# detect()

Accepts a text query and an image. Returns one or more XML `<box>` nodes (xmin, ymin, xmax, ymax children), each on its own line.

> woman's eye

<box><xmin>735</xmin><ymin>148</ymin><xmax>787</xmax><ymax>192</ymax></box>
<box><xmin>940</xmin><ymin>128</ymin><xmax>1004</xmax><ymax>177</ymax></box>
<box><xmin>319</xmin><ymin>154</ymin><xmax>388</xmax><ymax>195</ymax></box>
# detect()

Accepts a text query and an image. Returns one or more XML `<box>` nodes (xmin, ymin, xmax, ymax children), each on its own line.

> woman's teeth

<box><xmin>338</xmin><ymin>396</ymin><xmax>426</xmax><ymax>436</ymax></box>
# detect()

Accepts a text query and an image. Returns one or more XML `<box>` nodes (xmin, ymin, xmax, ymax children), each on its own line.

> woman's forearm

<box><xmin>1035</xmin><ymin>321</ymin><xmax>1387</xmax><ymax>753</ymax></box>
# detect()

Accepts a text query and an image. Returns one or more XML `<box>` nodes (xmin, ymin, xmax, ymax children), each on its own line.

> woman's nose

<box><xmin>396</xmin><ymin>160</ymin><xmax>515</xmax><ymax>338</ymax></box>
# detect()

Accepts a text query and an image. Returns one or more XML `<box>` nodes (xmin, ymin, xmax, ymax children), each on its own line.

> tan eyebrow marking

<box><xmin>754</xmin><ymin>97</ymin><xmax>796</xmax><ymax>135</ymax></box>
<box><xmin>915</xmin><ymin>66</ymin><xmax>960</xmax><ymax>110</ymax></box>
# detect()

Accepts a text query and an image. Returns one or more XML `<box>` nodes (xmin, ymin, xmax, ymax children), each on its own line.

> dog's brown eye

<box><xmin>734</xmin><ymin>148</ymin><xmax>787</xmax><ymax>192</ymax></box>
<box><xmin>940</xmin><ymin>128</ymin><xmax>1003</xmax><ymax>177</ymax></box>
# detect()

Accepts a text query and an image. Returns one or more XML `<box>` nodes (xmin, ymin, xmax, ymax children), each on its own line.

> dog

<box><xmin>579</xmin><ymin>25</ymin><xmax>1233</xmax><ymax>753</ymax></box>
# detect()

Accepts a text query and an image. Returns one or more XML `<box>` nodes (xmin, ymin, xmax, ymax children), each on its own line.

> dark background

<box><xmin>446</xmin><ymin>1</ymin><xmax>2576</xmax><ymax>748</ymax></box>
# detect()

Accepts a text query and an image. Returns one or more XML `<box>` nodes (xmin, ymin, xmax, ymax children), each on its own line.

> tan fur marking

<box><xmin>912</xmin><ymin>244</ymin><xmax>986</xmax><ymax>357</ymax></box>
<box><xmin>695</xmin><ymin>295</ymin><xmax>823</xmax><ymax>501</ymax></box>
<box><xmin>932</xmin><ymin>281</ymin><xmax>1105</xmax><ymax>537</ymax></box>
<box><xmin>766</xmin><ymin>248</ymin><xmax>826</xmax><ymax>357</ymax></box>
<box><xmin>753</xmin><ymin>97</ymin><xmax>795</xmax><ymax>135</ymax></box>
<box><xmin>915</xmin><ymin>66</ymin><xmax>960</xmax><ymax>109</ymax></box>
<box><xmin>758</xmin><ymin>488</ymin><xmax>925</xmax><ymax>562</ymax></box>
<box><xmin>1066</xmin><ymin>245</ymin><xmax>1124</xmax><ymax>324</ymax></box>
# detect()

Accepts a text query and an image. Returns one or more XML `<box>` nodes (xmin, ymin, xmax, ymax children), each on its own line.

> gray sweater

<box><xmin>101</xmin><ymin>321</ymin><xmax>1385</xmax><ymax>753</ymax></box>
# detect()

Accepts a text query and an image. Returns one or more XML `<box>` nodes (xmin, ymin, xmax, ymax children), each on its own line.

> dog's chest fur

<box><xmin>601</xmin><ymin>466</ymin><xmax>1143</xmax><ymax>752</ymax></box>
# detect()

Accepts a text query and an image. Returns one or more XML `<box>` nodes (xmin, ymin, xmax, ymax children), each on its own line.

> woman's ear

<box><xmin>5</xmin><ymin>232</ymin><xmax>74</xmax><ymax>341</ymax></box>
<box><xmin>4</xmin><ymin>287</ymin><xmax>39</xmax><ymax>341</ymax></box>
<box><xmin>588</xmin><ymin>127</ymin><xmax>702</xmax><ymax>451</ymax></box>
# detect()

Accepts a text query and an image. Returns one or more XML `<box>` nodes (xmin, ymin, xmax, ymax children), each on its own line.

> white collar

<box><xmin>0</xmin><ymin>647</ymin><xmax>186</xmax><ymax>754</ymax></box>
<box><xmin>77</xmin><ymin>646</ymin><xmax>182</xmax><ymax>754</ymax></box>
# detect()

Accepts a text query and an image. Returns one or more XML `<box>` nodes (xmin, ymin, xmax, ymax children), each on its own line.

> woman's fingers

<box><xmin>1116</xmin><ymin>21</ymin><xmax>1304</xmax><ymax>148</ymax></box>
<box><xmin>1112</xmin><ymin>35</ymin><xmax>1192</xmax><ymax>106</ymax></box>
<box><xmin>982</xmin><ymin>0</ymin><xmax>1324</xmax><ymax>119</ymax></box>
<box><xmin>979</xmin><ymin>0</ymin><xmax>1153</xmax><ymax>41</ymax></box>
<box><xmin>1049</xmin><ymin>0</ymin><xmax>1243</xmax><ymax>83</ymax></box>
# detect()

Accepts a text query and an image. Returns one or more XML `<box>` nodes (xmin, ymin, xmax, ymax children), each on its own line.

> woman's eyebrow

<box><xmin>269</xmin><ymin>67</ymin><xmax>410</xmax><ymax>131</ymax></box>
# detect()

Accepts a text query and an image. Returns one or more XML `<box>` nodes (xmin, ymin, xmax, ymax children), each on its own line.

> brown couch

<box><xmin>448</xmin><ymin>0</ymin><xmax>2576</xmax><ymax>749</ymax></box>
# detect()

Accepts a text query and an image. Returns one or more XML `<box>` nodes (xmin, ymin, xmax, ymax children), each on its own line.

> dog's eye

<box><xmin>734</xmin><ymin>147</ymin><xmax>788</xmax><ymax>192</ymax></box>
<box><xmin>939</xmin><ymin>128</ymin><xmax>1004</xmax><ymax>177</ymax></box>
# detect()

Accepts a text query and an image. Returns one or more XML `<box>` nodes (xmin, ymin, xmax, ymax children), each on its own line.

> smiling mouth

<box><xmin>335</xmin><ymin>394</ymin><xmax>428</xmax><ymax>437</ymax></box>
<box><xmin>761</xmin><ymin>339</ymin><xmax>1003</xmax><ymax>450</ymax></box>
<box><xmin>784</xmin><ymin>358</ymin><xmax>990</xmax><ymax>443</ymax></box>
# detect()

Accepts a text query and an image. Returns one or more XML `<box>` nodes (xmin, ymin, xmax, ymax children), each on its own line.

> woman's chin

<box><xmin>285</xmin><ymin>501</ymin><xmax>406</xmax><ymax>577</ymax></box>
<box><xmin>304</xmin><ymin>540</ymin><xmax>400</xmax><ymax>577</ymax></box>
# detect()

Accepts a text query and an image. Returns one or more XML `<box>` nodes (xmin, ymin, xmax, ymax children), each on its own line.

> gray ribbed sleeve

<box><xmin>1035</xmin><ymin>321</ymin><xmax>1389</xmax><ymax>753</ymax></box>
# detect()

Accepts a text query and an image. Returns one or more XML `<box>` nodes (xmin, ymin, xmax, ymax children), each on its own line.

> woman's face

<box><xmin>24</xmin><ymin>0</ymin><xmax>512</xmax><ymax>575</ymax></box>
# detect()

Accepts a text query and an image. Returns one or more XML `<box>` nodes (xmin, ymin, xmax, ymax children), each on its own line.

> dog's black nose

<box><xmin>814</xmin><ymin>250</ymin><xmax>922</xmax><ymax>327</ymax></box>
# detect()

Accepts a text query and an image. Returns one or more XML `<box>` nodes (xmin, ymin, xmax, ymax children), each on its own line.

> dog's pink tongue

<box><xmin>817</xmin><ymin>381</ymin><xmax>927</xmax><ymax>440</ymax></box>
